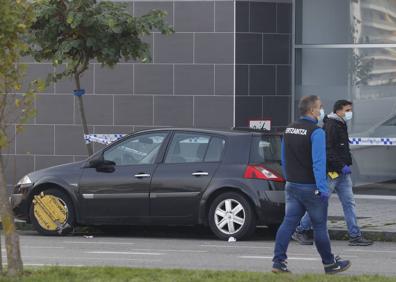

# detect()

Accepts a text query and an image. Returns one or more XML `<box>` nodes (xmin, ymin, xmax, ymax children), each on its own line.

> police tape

<box><xmin>84</xmin><ymin>134</ymin><xmax>396</xmax><ymax>146</ymax></box>
<box><xmin>349</xmin><ymin>137</ymin><xmax>396</xmax><ymax>146</ymax></box>
<box><xmin>84</xmin><ymin>134</ymin><xmax>126</xmax><ymax>145</ymax></box>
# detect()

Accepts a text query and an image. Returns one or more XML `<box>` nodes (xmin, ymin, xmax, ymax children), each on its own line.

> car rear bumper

<box><xmin>256</xmin><ymin>200</ymin><xmax>285</xmax><ymax>225</ymax></box>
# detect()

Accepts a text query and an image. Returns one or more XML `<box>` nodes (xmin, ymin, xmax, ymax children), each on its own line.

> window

<box><xmin>249</xmin><ymin>135</ymin><xmax>281</xmax><ymax>164</ymax></box>
<box><xmin>104</xmin><ymin>133</ymin><xmax>167</xmax><ymax>166</ymax></box>
<box><xmin>165</xmin><ymin>133</ymin><xmax>225</xmax><ymax>164</ymax></box>
<box><xmin>205</xmin><ymin>137</ymin><xmax>226</xmax><ymax>162</ymax></box>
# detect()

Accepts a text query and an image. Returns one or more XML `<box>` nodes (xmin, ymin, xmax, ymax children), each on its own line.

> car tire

<box><xmin>29</xmin><ymin>188</ymin><xmax>75</xmax><ymax>236</ymax></box>
<box><xmin>208</xmin><ymin>192</ymin><xmax>256</xmax><ymax>241</ymax></box>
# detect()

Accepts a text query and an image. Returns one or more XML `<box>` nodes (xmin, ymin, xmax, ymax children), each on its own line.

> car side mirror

<box><xmin>89</xmin><ymin>157</ymin><xmax>115</xmax><ymax>173</ymax></box>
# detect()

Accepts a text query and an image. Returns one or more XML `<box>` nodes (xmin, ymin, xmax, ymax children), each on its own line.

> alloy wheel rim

<box><xmin>214</xmin><ymin>199</ymin><xmax>245</xmax><ymax>235</ymax></box>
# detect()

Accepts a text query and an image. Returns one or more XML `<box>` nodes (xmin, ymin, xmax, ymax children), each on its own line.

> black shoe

<box><xmin>291</xmin><ymin>231</ymin><xmax>313</xmax><ymax>245</ymax></box>
<box><xmin>324</xmin><ymin>256</ymin><xmax>351</xmax><ymax>274</ymax></box>
<box><xmin>349</xmin><ymin>236</ymin><xmax>373</xmax><ymax>246</ymax></box>
<box><xmin>272</xmin><ymin>261</ymin><xmax>291</xmax><ymax>273</ymax></box>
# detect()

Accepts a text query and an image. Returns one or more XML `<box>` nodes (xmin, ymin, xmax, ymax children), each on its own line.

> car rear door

<box><xmin>250</xmin><ymin>134</ymin><xmax>285</xmax><ymax>202</ymax></box>
<box><xmin>78</xmin><ymin>131</ymin><xmax>169</xmax><ymax>224</ymax></box>
<box><xmin>149</xmin><ymin>131</ymin><xmax>226</xmax><ymax>223</ymax></box>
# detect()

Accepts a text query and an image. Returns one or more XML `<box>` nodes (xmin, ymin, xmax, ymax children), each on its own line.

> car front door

<box><xmin>150</xmin><ymin>132</ymin><xmax>226</xmax><ymax>224</ymax></box>
<box><xmin>78</xmin><ymin>131</ymin><xmax>169</xmax><ymax>224</ymax></box>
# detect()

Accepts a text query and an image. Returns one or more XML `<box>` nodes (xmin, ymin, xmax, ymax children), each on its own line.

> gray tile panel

<box><xmin>134</xmin><ymin>64</ymin><xmax>173</xmax><ymax>95</ymax></box>
<box><xmin>114</xmin><ymin>95</ymin><xmax>154</xmax><ymax>125</ymax></box>
<box><xmin>262</xmin><ymin>96</ymin><xmax>290</xmax><ymax>126</ymax></box>
<box><xmin>2</xmin><ymin>155</ymin><xmax>34</xmax><ymax>186</ymax></box>
<box><xmin>36</xmin><ymin>95</ymin><xmax>74</xmax><ymax>124</ymax></box>
<box><xmin>235</xmin><ymin>65</ymin><xmax>249</xmax><ymax>95</ymax></box>
<box><xmin>236</xmin><ymin>33</ymin><xmax>262</xmax><ymax>64</ymax></box>
<box><xmin>174</xmin><ymin>65</ymin><xmax>214</xmax><ymax>95</ymax></box>
<box><xmin>235</xmin><ymin>96</ymin><xmax>263</xmax><ymax>127</ymax></box>
<box><xmin>236</xmin><ymin>1</ymin><xmax>249</xmax><ymax>32</ymax></box>
<box><xmin>215</xmin><ymin>65</ymin><xmax>233</xmax><ymax>96</ymax></box>
<box><xmin>277</xmin><ymin>3</ymin><xmax>292</xmax><ymax>33</ymax></box>
<box><xmin>55</xmin><ymin>125</ymin><xmax>93</xmax><ymax>156</ymax></box>
<box><xmin>74</xmin><ymin>95</ymin><xmax>114</xmax><ymax>125</ymax></box>
<box><xmin>154</xmin><ymin>96</ymin><xmax>194</xmax><ymax>126</ymax></box>
<box><xmin>194</xmin><ymin>96</ymin><xmax>233</xmax><ymax>128</ymax></box>
<box><xmin>154</xmin><ymin>33</ymin><xmax>194</xmax><ymax>63</ymax></box>
<box><xmin>95</xmin><ymin>64</ymin><xmax>133</xmax><ymax>94</ymax></box>
<box><xmin>174</xmin><ymin>1</ymin><xmax>214</xmax><ymax>32</ymax></box>
<box><xmin>195</xmin><ymin>33</ymin><xmax>234</xmax><ymax>64</ymax></box>
<box><xmin>215</xmin><ymin>1</ymin><xmax>234</xmax><ymax>32</ymax></box>
<box><xmin>16</xmin><ymin>125</ymin><xmax>54</xmax><ymax>155</ymax></box>
<box><xmin>277</xmin><ymin>65</ymin><xmax>291</xmax><ymax>95</ymax></box>
<box><xmin>249</xmin><ymin>2</ymin><xmax>276</xmax><ymax>33</ymax></box>
<box><xmin>250</xmin><ymin>65</ymin><xmax>276</xmax><ymax>95</ymax></box>
<box><xmin>262</xmin><ymin>34</ymin><xmax>290</xmax><ymax>64</ymax></box>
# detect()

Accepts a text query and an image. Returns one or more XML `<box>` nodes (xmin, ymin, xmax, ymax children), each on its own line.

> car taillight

<box><xmin>244</xmin><ymin>165</ymin><xmax>285</xmax><ymax>182</ymax></box>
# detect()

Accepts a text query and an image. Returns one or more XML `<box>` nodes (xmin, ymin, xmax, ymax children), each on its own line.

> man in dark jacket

<box><xmin>272</xmin><ymin>95</ymin><xmax>351</xmax><ymax>274</ymax></box>
<box><xmin>292</xmin><ymin>100</ymin><xmax>373</xmax><ymax>246</ymax></box>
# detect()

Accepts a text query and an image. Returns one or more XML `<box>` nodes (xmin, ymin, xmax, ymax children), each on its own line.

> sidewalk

<box><xmin>328</xmin><ymin>196</ymin><xmax>396</xmax><ymax>241</ymax></box>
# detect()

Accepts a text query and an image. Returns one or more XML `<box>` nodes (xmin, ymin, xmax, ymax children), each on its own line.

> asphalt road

<box><xmin>7</xmin><ymin>227</ymin><xmax>396</xmax><ymax>276</ymax></box>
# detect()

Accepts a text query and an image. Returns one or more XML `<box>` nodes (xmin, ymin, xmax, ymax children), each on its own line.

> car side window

<box><xmin>204</xmin><ymin>137</ymin><xmax>226</xmax><ymax>162</ymax></box>
<box><xmin>165</xmin><ymin>133</ymin><xmax>211</xmax><ymax>164</ymax></box>
<box><xmin>103</xmin><ymin>133</ymin><xmax>167</xmax><ymax>166</ymax></box>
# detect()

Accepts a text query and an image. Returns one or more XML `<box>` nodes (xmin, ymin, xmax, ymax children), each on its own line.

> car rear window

<box><xmin>249</xmin><ymin>135</ymin><xmax>282</xmax><ymax>164</ymax></box>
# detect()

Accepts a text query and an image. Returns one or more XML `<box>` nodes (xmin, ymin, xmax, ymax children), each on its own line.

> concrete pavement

<box><xmin>328</xmin><ymin>195</ymin><xmax>396</xmax><ymax>241</ymax></box>
<box><xmin>7</xmin><ymin>231</ymin><xmax>396</xmax><ymax>276</ymax></box>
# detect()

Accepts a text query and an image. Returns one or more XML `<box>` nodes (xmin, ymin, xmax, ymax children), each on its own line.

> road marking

<box><xmin>131</xmin><ymin>248</ymin><xmax>207</xmax><ymax>253</ymax></box>
<box><xmin>86</xmin><ymin>251</ymin><xmax>163</xmax><ymax>256</ymax></box>
<box><xmin>22</xmin><ymin>246</ymin><xmax>65</xmax><ymax>249</ymax></box>
<box><xmin>6</xmin><ymin>255</ymin><xmax>162</xmax><ymax>262</ymax></box>
<box><xmin>200</xmin><ymin>244</ymin><xmax>272</xmax><ymax>249</ymax></box>
<box><xmin>24</xmin><ymin>263</ymin><xmax>84</xmax><ymax>267</ymax></box>
<box><xmin>240</xmin><ymin>256</ymin><xmax>320</xmax><ymax>261</ymax></box>
<box><xmin>354</xmin><ymin>195</ymin><xmax>396</xmax><ymax>201</ymax></box>
<box><xmin>62</xmin><ymin>241</ymin><xmax>136</xmax><ymax>245</ymax></box>
<box><xmin>344</xmin><ymin>249</ymin><xmax>396</xmax><ymax>254</ymax></box>
<box><xmin>1</xmin><ymin>246</ymin><xmax>65</xmax><ymax>252</ymax></box>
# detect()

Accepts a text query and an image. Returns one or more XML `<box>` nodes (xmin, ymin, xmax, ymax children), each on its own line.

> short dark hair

<box><xmin>298</xmin><ymin>95</ymin><xmax>320</xmax><ymax>116</ymax></box>
<box><xmin>333</xmin><ymin>100</ymin><xmax>353</xmax><ymax>113</ymax></box>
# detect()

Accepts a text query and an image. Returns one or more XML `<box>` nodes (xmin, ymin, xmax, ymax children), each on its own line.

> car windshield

<box><xmin>249</xmin><ymin>135</ymin><xmax>282</xmax><ymax>164</ymax></box>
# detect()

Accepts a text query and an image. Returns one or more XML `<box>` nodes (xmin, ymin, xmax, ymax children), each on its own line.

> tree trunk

<box><xmin>0</xmin><ymin>154</ymin><xmax>23</xmax><ymax>276</ymax></box>
<box><xmin>74</xmin><ymin>74</ymin><xmax>93</xmax><ymax>156</ymax></box>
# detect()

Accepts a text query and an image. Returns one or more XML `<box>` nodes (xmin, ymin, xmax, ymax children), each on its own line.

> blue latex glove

<box><xmin>319</xmin><ymin>191</ymin><xmax>330</xmax><ymax>203</ymax></box>
<box><xmin>341</xmin><ymin>165</ymin><xmax>352</xmax><ymax>175</ymax></box>
<box><xmin>315</xmin><ymin>190</ymin><xmax>330</xmax><ymax>203</ymax></box>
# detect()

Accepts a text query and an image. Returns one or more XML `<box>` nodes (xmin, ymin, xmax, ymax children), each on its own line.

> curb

<box><xmin>329</xmin><ymin>229</ymin><xmax>396</xmax><ymax>242</ymax></box>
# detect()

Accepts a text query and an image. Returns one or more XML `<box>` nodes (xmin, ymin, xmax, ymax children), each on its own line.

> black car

<box><xmin>11</xmin><ymin>128</ymin><xmax>285</xmax><ymax>240</ymax></box>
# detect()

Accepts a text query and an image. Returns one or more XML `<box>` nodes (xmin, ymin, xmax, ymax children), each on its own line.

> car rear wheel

<box><xmin>29</xmin><ymin>188</ymin><xmax>75</xmax><ymax>236</ymax></box>
<box><xmin>208</xmin><ymin>192</ymin><xmax>256</xmax><ymax>240</ymax></box>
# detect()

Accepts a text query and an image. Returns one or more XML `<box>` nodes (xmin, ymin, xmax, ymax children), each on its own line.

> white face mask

<box><xmin>319</xmin><ymin>108</ymin><xmax>325</xmax><ymax>121</ymax></box>
<box><xmin>344</xmin><ymin>111</ymin><xmax>353</xmax><ymax>121</ymax></box>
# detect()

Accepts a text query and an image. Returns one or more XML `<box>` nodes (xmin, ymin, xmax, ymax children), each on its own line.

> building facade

<box><xmin>4</xmin><ymin>0</ymin><xmax>396</xmax><ymax>195</ymax></box>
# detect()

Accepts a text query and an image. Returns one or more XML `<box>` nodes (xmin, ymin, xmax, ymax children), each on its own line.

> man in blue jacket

<box><xmin>292</xmin><ymin>100</ymin><xmax>373</xmax><ymax>246</ymax></box>
<box><xmin>272</xmin><ymin>95</ymin><xmax>351</xmax><ymax>274</ymax></box>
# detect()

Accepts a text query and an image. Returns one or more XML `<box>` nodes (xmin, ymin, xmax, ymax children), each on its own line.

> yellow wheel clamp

<box><xmin>33</xmin><ymin>192</ymin><xmax>69</xmax><ymax>233</ymax></box>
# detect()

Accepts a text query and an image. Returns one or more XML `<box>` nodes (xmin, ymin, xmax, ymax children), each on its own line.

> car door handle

<box><xmin>134</xmin><ymin>173</ymin><xmax>151</xmax><ymax>178</ymax></box>
<box><xmin>192</xmin><ymin>172</ymin><xmax>209</xmax><ymax>176</ymax></box>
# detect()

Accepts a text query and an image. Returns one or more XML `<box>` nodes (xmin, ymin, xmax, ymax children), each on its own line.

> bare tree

<box><xmin>0</xmin><ymin>0</ymin><xmax>44</xmax><ymax>276</ymax></box>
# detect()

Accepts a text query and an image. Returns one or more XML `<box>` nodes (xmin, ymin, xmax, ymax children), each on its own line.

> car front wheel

<box><xmin>208</xmin><ymin>192</ymin><xmax>256</xmax><ymax>240</ymax></box>
<box><xmin>29</xmin><ymin>188</ymin><xmax>75</xmax><ymax>236</ymax></box>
